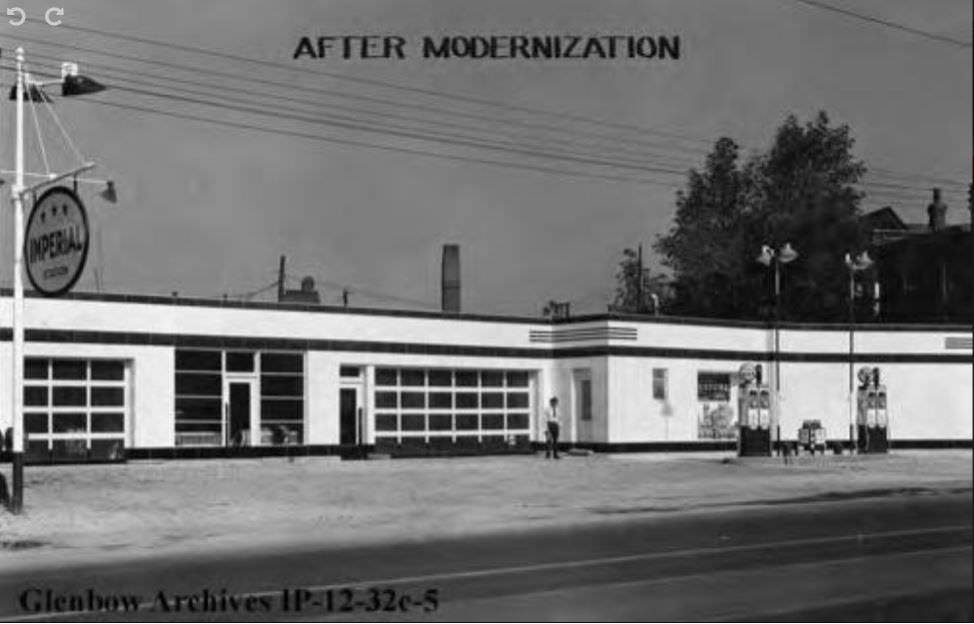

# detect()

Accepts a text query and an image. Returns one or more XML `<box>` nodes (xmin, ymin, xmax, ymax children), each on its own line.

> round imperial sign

<box><xmin>24</xmin><ymin>186</ymin><xmax>90</xmax><ymax>297</ymax></box>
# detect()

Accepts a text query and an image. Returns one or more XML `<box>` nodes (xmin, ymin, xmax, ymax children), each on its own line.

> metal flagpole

<box><xmin>9</xmin><ymin>47</ymin><xmax>26</xmax><ymax>513</ymax></box>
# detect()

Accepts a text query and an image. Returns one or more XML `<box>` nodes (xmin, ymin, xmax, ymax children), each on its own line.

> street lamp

<box><xmin>757</xmin><ymin>243</ymin><xmax>798</xmax><ymax>452</ymax></box>
<box><xmin>5</xmin><ymin>48</ymin><xmax>106</xmax><ymax>513</ymax></box>
<box><xmin>844</xmin><ymin>250</ymin><xmax>873</xmax><ymax>454</ymax></box>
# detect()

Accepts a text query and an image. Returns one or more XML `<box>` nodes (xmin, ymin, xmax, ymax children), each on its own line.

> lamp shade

<box><xmin>756</xmin><ymin>245</ymin><xmax>774</xmax><ymax>266</ymax></box>
<box><xmin>99</xmin><ymin>180</ymin><xmax>117</xmax><ymax>203</ymax></box>
<box><xmin>62</xmin><ymin>74</ymin><xmax>107</xmax><ymax>97</ymax></box>
<box><xmin>779</xmin><ymin>242</ymin><xmax>799</xmax><ymax>263</ymax></box>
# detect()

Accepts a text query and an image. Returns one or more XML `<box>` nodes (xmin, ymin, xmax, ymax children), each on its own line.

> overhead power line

<box><xmin>67</xmin><ymin>97</ymin><xmax>685</xmax><ymax>188</ymax></box>
<box><xmin>2</xmin><ymin>33</ymin><xmax>712</xmax><ymax>161</ymax></box>
<box><xmin>791</xmin><ymin>0</ymin><xmax>973</xmax><ymax>48</ymax></box>
<box><xmin>6</xmin><ymin>34</ymin><xmax>966</xmax><ymax>194</ymax></box>
<box><xmin>22</xmin><ymin>18</ymin><xmax>715</xmax><ymax>149</ymax></box>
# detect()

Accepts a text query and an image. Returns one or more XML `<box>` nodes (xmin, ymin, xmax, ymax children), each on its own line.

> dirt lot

<box><xmin>1</xmin><ymin>450</ymin><xmax>970</xmax><ymax>569</ymax></box>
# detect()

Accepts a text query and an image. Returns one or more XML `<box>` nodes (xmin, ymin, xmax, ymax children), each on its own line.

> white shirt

<box><xmin>545</xmin><ymin>406</ymin><xmax>560</xmax><ymax>426</ymax></box>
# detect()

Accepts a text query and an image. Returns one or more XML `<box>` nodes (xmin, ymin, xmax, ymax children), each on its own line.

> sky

<box><xmin>0</xmin><ymin>0</ymin><xmax>970</xmax><ymax>315</ymax></box>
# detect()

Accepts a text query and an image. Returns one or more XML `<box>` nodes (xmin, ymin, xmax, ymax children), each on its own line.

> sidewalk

<box><xmin>1</xmin><ymin>450</ymin><xmax>970</xmax><ymax>570</ymax></box>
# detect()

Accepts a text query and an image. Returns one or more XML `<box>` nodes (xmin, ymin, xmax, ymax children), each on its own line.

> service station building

<box><xmin>0</xmin><ymin>291</ymin><xmax>969</xmax><ymax>462</ymax></box>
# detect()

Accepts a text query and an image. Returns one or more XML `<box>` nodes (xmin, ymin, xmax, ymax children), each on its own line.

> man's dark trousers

<box><xmin>546</xmin><ymin>422</ymin><xmax>560</xmax><ymax>459</ymax></box>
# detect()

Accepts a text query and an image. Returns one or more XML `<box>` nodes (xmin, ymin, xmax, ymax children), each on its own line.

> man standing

<box><xmin>544</xmin><ymin>397</ymin><xmax>561</xmax><ymax>459</ymax></box>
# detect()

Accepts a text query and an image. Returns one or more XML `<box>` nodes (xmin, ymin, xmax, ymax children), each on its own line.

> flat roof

<box><xmin>2</xmin><ymin>289</ymin><xmax>968</xmax><ymax>333</ymax></box>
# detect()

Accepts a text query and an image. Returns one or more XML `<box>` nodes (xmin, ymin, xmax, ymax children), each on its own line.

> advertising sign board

<box><xmin>24</xmin><ymin>186</ymin><xmax>90</xmax><ymax>297</ymax></box>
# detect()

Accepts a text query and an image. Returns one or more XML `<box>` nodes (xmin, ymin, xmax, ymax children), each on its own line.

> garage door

<box><xmin>23</xmin><ymin>358</ymin><xmax>128</xmax><ymax>462</ymax></box>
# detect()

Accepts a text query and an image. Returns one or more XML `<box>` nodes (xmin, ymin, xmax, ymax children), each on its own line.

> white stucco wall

<box><xmin>0</xmin><ymin>296</ymin><xmax>968</xmax><ymax>449</ymax></box>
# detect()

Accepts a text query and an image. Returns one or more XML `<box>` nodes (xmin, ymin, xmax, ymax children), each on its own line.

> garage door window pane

<box><xmin>402</xmin><ymin>414</ymin><xmax>426</xmax><ymax>431</ymax></box>
<box><xmin>401</xmin><ymin>369</ymin><xmax>425</xmax><ymax>386</ymax></box>
<box><xmin>482</xmin><ymin>413</ymin><xmax>504</xmax><ymax>430</ymax></box>
<box><xmin>455</xmin><ymin>414</ymin><xmax>478</xmax><ymax>430</ymax></box>
<box><xmin>427</xmin><ymin>370</ymin><xmax>452</xmax><ymax>386</ymax></box>
<box><xmin>456</xmin><ymin>393</ymin><xmax>478</xmax><ymax>408</ymax></box>
<box><xmin>375</xmin><ymin>392</ymin><xmax>398</xmax><ymax>408</ymax></box>
<box><xmin>507</xmin><ymin>393</ymin><xmax>529</xmax><ymax>408</ymax></box>
<box><xmin>53</xmin><ymin>360</ymin><xmax>86</xmax><ymax>380</ymax></box>
<box><xmin>91</xmin><ymin>361</ymin><xmax>125</xmax><ymax>381</ymax></box>
<box><xmin>375</xmin><ymin>413</ymin><xmax>398</xmax><ymax>431</ymax></box>
<box><xmin>429</xmin><ymin>414</ymin><xmax>453</xmax><ymax>431</ymax></box>
<box><xmin>91</xmin><ymin>413</ymin><xmax>125</xmax><ymax>433</ymax></box>
<box><xmin>455</xmin><ymin>371</ymin><xmax>478</xmax><ymax>387</ymax></box>
<box><xmin>429</xmin><ymin>392</ymin><xmax>452</xmax><ymax>409</ymax></box>
<box><xmin>53</xmin><ymin>413</ymin><xmax>86</xmax><ymax>433</ymax></box>
<box><xmin>506</xmin><ymin>371</ymin><xmax>529</xmax><ymax>387</ymax></box>
<box><xmin>24</xmin><ymin>386</ymin><xmax>48</xmax><ymax>407</ymax></box>
<box><xmin>91</xmin><ymin>387</ymin><xmax>125</xmax><ymax>407</ymax></box>
<box><xmin>482</xmin><ymin>392</ymin><xmax>504</xmax><ymax>408</ymax></box>
<box><xmin>481</xmin><ymin>371</ymin><xmax>503</xmax><ymax>387</ymax></box>
<box><xmin>53</xmin><ymin>386</ymin><xmax>86</xmax><ymax>407</ymax></box>
<box><xmin>25</xmin><ymin>413</ymin><xmax>49</xmax><ymax>433</ymax></box>
<box><xmin>401</xmin><ymin>392</ymin><xmax>426</xmax><ymax>409</ymax></box>
<box><xmin>507</xmin><ymin>413</ymin><xmax>529</xmax><ymax>430</ymax></box>
<box><xmin>25</xmin><ymin>358</ymin><xmax>49</xmax><ymax>380</ymax></box>
<box><xmin>375</xmin><ymin>368</ymin><xmax>398</xmax><ymax>386</ymax></box>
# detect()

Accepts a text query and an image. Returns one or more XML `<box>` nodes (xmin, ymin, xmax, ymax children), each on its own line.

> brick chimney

<box><xmin>441</xmin><ymin>244</ymin><xmax>460</xmax><ymax>313</ymax></box>
<box><xmin>927</xmin><ymin>188</ymin><xmax>947</xmax><ymax>231</ymax></box>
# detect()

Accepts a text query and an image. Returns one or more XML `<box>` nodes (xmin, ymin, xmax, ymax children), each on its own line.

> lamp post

<box><xmin>844</xmin><ymin>250</ymin><xmax>873</xmax><ymax>455</ymax></box>
<box><xmin>6</xmin><ymin>48</ymin><xmax>106</xmax><ymax>513</ymax></box>
<box><xmin>757</xmin><ymin>243</ymin><xmax>798</xmax><ymax>452</ymax></box>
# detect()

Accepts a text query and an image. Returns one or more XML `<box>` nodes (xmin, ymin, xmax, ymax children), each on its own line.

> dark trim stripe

<box><xmin>5</xmin><ymin>289</ymin><xmax>969</xmax><ymax>333</ymax></box>
<box><xmin>1</xmin><ymin>327</ymin><xmax>970</xmax><ymax>364</ymax></box>
<box><xmin>529</xmin><ymin>326</ymin><xmax>638</xmax><ymax>343</ymax></box>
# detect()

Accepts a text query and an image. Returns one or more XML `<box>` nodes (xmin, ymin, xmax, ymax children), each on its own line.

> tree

<box><xmin>610</xmin><ymin>246</ymin><xmax>668</xmax><ymax>314</ymax></box>
<box><xmin>655</xmin><ymin>112</ymin><xmax>867</xmax><ymax>322</ymax></box>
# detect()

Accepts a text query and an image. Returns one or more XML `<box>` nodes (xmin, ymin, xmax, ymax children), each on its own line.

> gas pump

<box><xmin>856</xmin><ymin>367</ymin><xmax>889</xmax><ymax>453</ymax></box>
<box><xmin>737</xmin><ymin>363</ymin><xmax>772</xmax><ymax>456</ymax></box>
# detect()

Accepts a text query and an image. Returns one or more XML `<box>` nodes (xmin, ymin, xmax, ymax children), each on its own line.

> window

<box><xmin>173</xmin><ymin>349</ymin><xmax>306</xmax><ymax>447</ymax></box>
<box><xmin>225</xmin><ymin>351</ymin><xmax>255</xmax><ymax>373</ymax></box>
<box><xmin>372</xmin><ymin>368</ymin><xmax>534</xmax><ymax>443</ymax></box>
<box><xmin>259</xmin><ymin>352</ymin><xmax>304</xmax><ymax>445</ymax></box>
<box><xmin>339</xmin><ymin>366</ymin><xmax>361</xmax><ymax>378</ymax></box>
<box><xmin>579</xmin><ymin>379</ymin><xmax>593</xmax><ymax>421</ymax></box>
<box><xmin>23</xmin><ymin>358</ymin><xmax>128</xmax><ymax>460</ymax></box>
<box><xmin>652</xmin><ymin>368</ymin><xmax>668</xmax><ymax>400</ymax></box>
<box><xmin>697</xmin><ymin>372</ymin><xmax>731</xmax><ymax>401</ymax></box>
<box><xmin>175</xmin><ymin>350</ymin><xmax>222</xmax><ymax>446</ymax></box>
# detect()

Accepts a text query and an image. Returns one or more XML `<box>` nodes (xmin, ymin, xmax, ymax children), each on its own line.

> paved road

<box><xmin>1</xmin><ymin>491</ymin><xmax>971</xmax><ymax>622</ymax></box>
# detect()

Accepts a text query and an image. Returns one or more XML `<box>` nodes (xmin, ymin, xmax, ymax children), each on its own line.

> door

<box><xmin>574</xmin><ymin>369</ymin><xmax>593</xmax><ymax>443</ymax></box>
<box><xmin>339</xmin><ymin>388</ymin><xmax>359</xmax><ymax>445</ymax></box>
<box><xmin>225</xmin><ymin>380</ymin><xmax>256</xmax><ymax>447</ymax></box>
